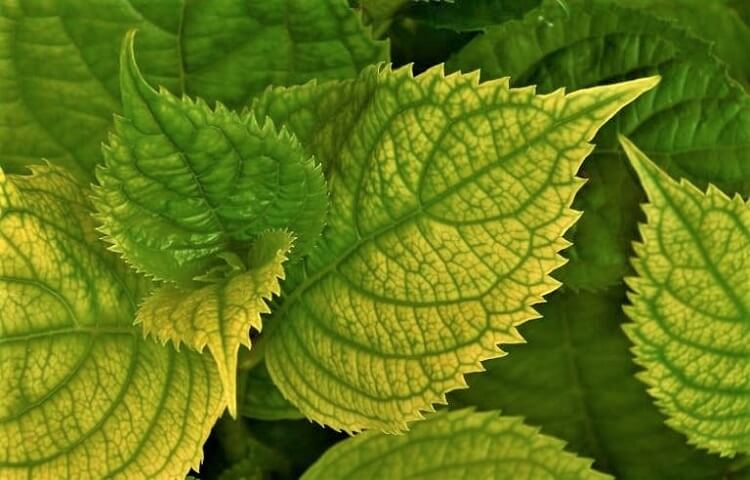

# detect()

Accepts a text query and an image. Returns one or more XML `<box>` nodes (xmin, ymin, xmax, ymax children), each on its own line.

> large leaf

<box><xmin>302</xmin><ymin>409</ymin><xmax>611</xmax><ymax>480</ymax></box>
<box><xmin>448</xmin><ymin>0</ymin><xmax>750</xmax><ymax>290</ymax></box>
<box><xmin>251</xmin><ymin>64</ymin><xmax>657</xmax><ymax>431</ymax></box>
<box><xmin>0</xmin><ymin>165</ymin><xmax>223</xmax><ymax>479</ymax></box>
<box><xmin>137</xmin><ymin>230</ymin><xmax>292</xmax><ymax>417</ymax></box>
<box><xmin>0</xmin><ymin>0</ymin><xmax>386</xmax><ymax>180</ymax></box>
<box><xmin>620</xmin><ymin>136</ymin><xmax>750</xmax><ymax>456</ymax></box>
<box><xmin>449</xmin><ymin>288</ymin><xmax>744</xmax><ymax>479</ymax></box>
<box><xmin>93</xmin><ymin>32</ymin><xmax>326</xmax><ymax>284</ymax></box>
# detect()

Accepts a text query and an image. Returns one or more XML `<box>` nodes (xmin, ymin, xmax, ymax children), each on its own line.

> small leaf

<box><xmin>0</xmin><ymin>165</ymin><xmax>223</xmax><ymax>479</ymax></box>
<box><xmin>137</xmin><ymin>231</ymin><xmax>293</xmax><ymax>416</ymax></box>
<box><xmin>93</xmin><ymin>31</ymin><xmax>326</xmax><ymax>283</ymax></box>
<box><xmin>620</xmin><ymin>135</ymin><xmax>750</xmax><ymax>456</ymax></box>
<box><xmin>252</xmin><ymin>64</ymin><xmax>658</xmax><ymax>431</ymax></box>
<box><xmin>302</xmin><ymin>409</ymin><xmax>611</xmax><ymax>480</ymax></box>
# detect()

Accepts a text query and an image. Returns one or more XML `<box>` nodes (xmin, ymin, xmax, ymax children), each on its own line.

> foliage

<box><xmin>1</xmin><ymin>0</ymin><xmax>748</xmax><ymax>479</ymax></box>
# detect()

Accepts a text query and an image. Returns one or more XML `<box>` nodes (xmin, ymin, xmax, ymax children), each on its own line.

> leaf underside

<box><xmin>0</xmin><ymin>166</ymin><xmax>223</xmax><ymax>479</ymax></box>
<box><xmin>302</xmin><ymin>409</ymin><xmax>611</xmax><ymax>480</ymax></box>
<box><xmin>251</xmin><ymin>63</ymin><xmax>658</xmax><ymax>432</ymax></box>
<box><xmin>620</xmin><ymin>136</ymin><xmax>750</xmax><ymax>457</ymax></box>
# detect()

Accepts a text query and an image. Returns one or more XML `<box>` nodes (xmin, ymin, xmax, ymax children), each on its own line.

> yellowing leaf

<box><xmin>252</xmin><ymin>65</ymin><xmax>659</xmax><ymax>431</ymax></box>
<box><xmin>620</xmin><ymin>135</ymin><xmax>750</xmax><ymax>456</ymax></box>
<box><xmin>137</xmin><ymin>231</ymin><xmax>293</xmax><ymax>417</ymax></box>
<box><xmin>0</xmin><ymin>165</ymin><xmax>223</xmax><ymax>479</ymax></box>
<box><xmin>93</xmin><ymin>31</ymin><xmax>327</xmax><ymax>284</ymax></box>
<box><xmin>302</xmin><ymin>409</ymin><xmax>611</xmax><ymax>480</ymax></box>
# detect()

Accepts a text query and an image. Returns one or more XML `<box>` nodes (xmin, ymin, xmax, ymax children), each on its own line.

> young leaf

<box><xmin>0</xmin><ymin>165</ymin><xmax>223</xmax><ymax>479</ymax></box>
<box><xmin>619</xmin><ymin>135</ymin><xmax>750</xmax><ymax>456</ymax></box>
<box><xmin>93</xmin><ymin>32</ymin><xmax>326</xmax><ymax>284</ymax></box>
<box><xmin>137</xmin><ymin>230</ymin><xmax>293</xmax><ymax>417</ymax></box>
<box><xmin>0</xmin><ymin>0</ymin><xmax>386</xmax><ymax>181</ymax></box>
<box><xmin>252</xmin><ymin>64</ymin><xmax>658</xmax><ymax>431</ymax></box>
<box><xmin>302</xmin><ymin>409</ymin><xmax>611</xmax><ymax>479</ymax></box>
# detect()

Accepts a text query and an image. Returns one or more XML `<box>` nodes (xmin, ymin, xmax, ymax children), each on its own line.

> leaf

<box><xmin>93</xmin><ymin>31</ymin><xmax>326</xmax><ymax>284</ymax></box>
<box><xmin>0</xmin><ymin>165</ymin><xmax>224</xmax><ymax>479</ymax></box>
<box><xmin>137</xmin><ymin>230</ymin><xmax>292</xmax><ymax>417</ymax></box>
<box><xmin>0</xmin><ymin>0</ymin><xmax>387</xmax><ymax>181</ymax></box>
<box><xmin>619</xmin><ymin>135</ymin><xmax>750</xmax><ymax>456</ymax></box>
<box><xmin>600</xmin><ymin>0</ymin><xmax>750</xmax><ymax>89</ymax></box>
<box><xmin>251</xmin><ymin>63</ymin><xmax>658</xmax><ymax>431</ymax></box>
<box><xmin>240</xmin><ymin>363</ymin><xmax>303</xmax><ymax>421</ymax></box>
<box><xmin>447</xmin><ymin>0</ymin><xmax>750</xmax><ymax>291</ymax></box>
<box><xmin>449</xmin><ymin>287</ymin><xmax>744</xmax><ymax>479</ymax></box>
<box><xmin>302</xmin><ymin>409</ymin><xmax>611</xmax><ymax>480</ymax></box>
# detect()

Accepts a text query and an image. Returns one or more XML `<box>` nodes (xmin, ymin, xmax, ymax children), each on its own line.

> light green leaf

<box><xmin>240</xmin><ymin>363</ymin><xmax>303</xmax><ymax>421</ymax></box>
<box><xmin>137</xmin><ymin>230</ymin><xmax>292</xmax><ymax>417</ymax></box>
<box><xmin>0</xmin><ymin>0</ymin><xmax>386</xmax><ymax>181</ymax></box>
<box><xmin>0</xmin><ymin>165</ymin><xmax>223</xmax><ymax>479</ymax></box>
<box><xmin>93</xmin><ymin>32</ymin><xmax>326</xmax><ymax>284</ymax></box>
<box><xmin>302</xmin><ymin>409</ymin><xmax>611</xmax><ymax>480</ymax></box>
<box><xmin>620</xmin><ymin>135</ymin><xmax>750</xmax><ymax>456</ymax></box>
<box><xmin>251</xmin><ymin>64</ymin><xmax>658</xmax><ymax>431</ymax></box>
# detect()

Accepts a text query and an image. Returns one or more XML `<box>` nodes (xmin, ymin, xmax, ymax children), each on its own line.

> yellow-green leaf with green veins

<box><xmin>620</xmin><ymin>135</ymin><xmax>750</xmax><ymax>456</ymax></box>
<box><xmin>0</xmin><ymin>165</ymin><xmax>223</xmax><ymax>479</ymax></box>
<box><xmin>251</xmin><ymin>65</ymin><xmax>659</xmax><ymax>432</ymax></box>
<box><xmin>302</xmin><ymin>409</ymin><xmax>611</xmax><ymax>480</ymax></box>
<box><xmin>137</xmin><ymin>231</ymin><xmax>293</xmax><ymax>417</ymax></box>
<box><xmin>93</xmin><ymin>32</ymin><xmax>327</xmax><ymax>284</ymax></box>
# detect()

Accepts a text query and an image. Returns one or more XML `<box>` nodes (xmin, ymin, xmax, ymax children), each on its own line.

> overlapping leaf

<box><xmin>302</xmin><ymin>409</ymin><xmax>611</xmax><ymax>480</ymax></box>
<box><xmin>0</xmin><ymin>0</ymin><xmax>386</xmax><ymax>180</ymax></box>
<box><xmin>620</xmin><ymin>136</ymin><xmax>750</xmax><ymax>456</ymax></box>
<box><xmin>137</xmin><ymin>230</ymin><xmax>293</xmax><ymax>416</ymax></box>
<box><xmin>94</xmin><ymin>32</ymin><xmax>326</xmax><ymax>284</ymax></box>
<box><xmin>0</xmin><ymin>166</ymin><xmax>223</xmax><ymax>479</ymax></box>
<box><xmin>251</xmin><ymin>63</ymin><xmax>657</xmax><ymax>431</ymax></box>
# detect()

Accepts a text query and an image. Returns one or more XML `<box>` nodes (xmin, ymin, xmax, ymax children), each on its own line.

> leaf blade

<box><xmin>619</xmin><ymin>135</ymin><xmax>750</xmax><ymax>456</ymax></box>
<box><xmin>254</xmin><ymin>65</ymin><xmax>657</xmax><ymax>431</ymax></box>
<box><xmin>0</xmin><ymin>166</ymin><xmax>223</xmax><ymax>479</ymax></box>
<box><xmin>302</xmin><ymin>409</ymin><xmax>611</xmax><ymax>480</ymax></box>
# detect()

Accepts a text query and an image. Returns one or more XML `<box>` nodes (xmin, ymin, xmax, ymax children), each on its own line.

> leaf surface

<box><xmin>94</xmin><ymin>32</ymin><xmax>326</xmax><ymax>283</ymax></box>
<box><xmin>0</xmin><ymin>165</ymin><xmax>223</xmax><ymax>479</ymax></box>
<box><xmin>620</xmin><ymin>135</ymin><xmax>750</xmax><ymax>456</ymax></box>
<box><xmin>302</xmin><ymin>409</ymin><xmax>611</xmax><ymax>480</ymax></box>
<box><xmin>252</xmin><ymin>64</ymin><xmax>657</xmax><ymax>431</ymax></box>
<box><xmin>0</xmin><ymin>0</ymin><xmax>386</xmax><ymax>180</ymax></box>
<box><xmin>137</xmin><ymin>230</ymin><xmax>292</xmax><ymax>416</ymax></box>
